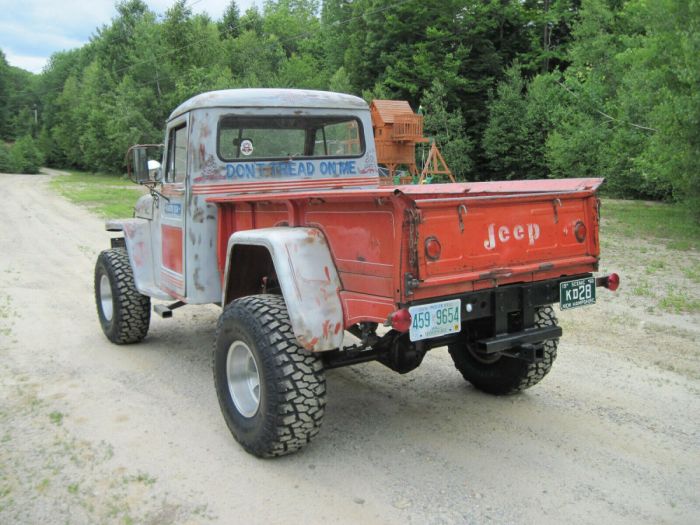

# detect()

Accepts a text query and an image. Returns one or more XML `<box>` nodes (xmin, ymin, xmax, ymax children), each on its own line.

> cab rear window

<box><xmin>218</xmin><ymin>116</ymin><xmax>364</xmax><ymax>162</ymax></box>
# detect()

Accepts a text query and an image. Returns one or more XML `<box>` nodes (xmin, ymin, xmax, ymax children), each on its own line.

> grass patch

<box><xmin>36</xmin><ymin>479</ymin><xmax>50</xmax><ymax>493</ymax></box>
<box><xmin>683</xmin><ymin>263</ymin><xmax>700</xmax><ymax>283</ymax></box>
<box><xmin>49</xmin><ymin>411</ymin><xmax>64</xmax><ymax>426</ymax></box>
<box><xmin>49</xmin><ymin>170</ymin><xmax>145</xmax><ymax>218</ymax></box>
<box><xmin>632</xmin><ymin>280</ymin><xmax>655</xmax><ymax>297</ymax></box>
<box><xmin>645</xmin><ymin>259</ymin><xmax>666</xmax><ymax>274</ymax></box>
<box><xmin>603</xmin><ymin>199</ymin><xmax>700</xmax><ymax>251</ymax></box>
<box><xmin>659</xmin><ymin>288</ymin><xmax>700</xmax><ymax>314</ymax></box>
<box><xmin>126</xmin><ymin>472</ymin><xmax>157</xmax><ymax>486</ymax></box>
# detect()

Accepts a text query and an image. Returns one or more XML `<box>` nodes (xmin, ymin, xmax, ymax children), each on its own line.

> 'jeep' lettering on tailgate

<box><xmin>483</xmin><ymin>223</ymin><xmax>540</xmax><ymax>251</ymax></box>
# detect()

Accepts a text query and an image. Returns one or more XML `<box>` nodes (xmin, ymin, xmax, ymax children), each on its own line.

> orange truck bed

<box><xmin>209</xmin><ymin>177</ymin><xmax>603</xmax><ymax>326</ymax></box>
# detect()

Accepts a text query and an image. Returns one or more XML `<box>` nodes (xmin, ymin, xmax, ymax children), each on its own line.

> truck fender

<box><xmin>223</xmin><ymin>227</ymin><xmax>344</xmax><ymax>352</ymax></box>
<box><xmin>105</xmin><ymin>219</ymin><xmax>172</xmax><ymax>301</ymax></box>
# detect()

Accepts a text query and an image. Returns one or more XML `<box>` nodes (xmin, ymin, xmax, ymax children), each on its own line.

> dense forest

<box><xmin>0</xmin><ymin>0</ymin><xmax>698</xmax><ymax>211</ymax></box>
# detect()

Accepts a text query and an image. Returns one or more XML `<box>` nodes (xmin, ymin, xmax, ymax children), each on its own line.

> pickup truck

<box><xmin>94</xmin><ymin>89</ymin><xmax>619</xmax><ymax>457</ymax></box>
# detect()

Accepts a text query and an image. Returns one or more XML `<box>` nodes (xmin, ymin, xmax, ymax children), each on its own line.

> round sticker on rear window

<box><xmin>240</xmin><ymin>139</ymin><xmax>254</xmax><ymax>156</ymax></box>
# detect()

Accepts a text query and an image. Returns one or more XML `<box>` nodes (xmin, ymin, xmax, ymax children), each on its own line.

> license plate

<box><xmin>559</xmin><ymin>277</ymin><xmax>596</xmax><ymax>310</ymax></box>
<box><xmin>408</xmin><ymin>299</ymin><xmax>461</xmax><ymax>342</ymax></box>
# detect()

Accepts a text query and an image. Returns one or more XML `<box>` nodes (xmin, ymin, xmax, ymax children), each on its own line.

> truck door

<box><xmin>159</xmin><ymin>119</ymin><xmax>188</xmax><ymax>298</ymax></box>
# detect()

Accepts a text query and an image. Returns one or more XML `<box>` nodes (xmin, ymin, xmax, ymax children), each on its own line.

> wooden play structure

<box><xmin>370</xmin><ymin>99</ymin><xmax>455</xmax><ymax>185</ymax></box>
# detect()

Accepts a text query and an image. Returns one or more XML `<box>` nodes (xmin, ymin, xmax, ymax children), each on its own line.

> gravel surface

<box><xmin>1</xmin><ymin>172</ymin><xmax>698</xmax><ymax>524</ymax></box>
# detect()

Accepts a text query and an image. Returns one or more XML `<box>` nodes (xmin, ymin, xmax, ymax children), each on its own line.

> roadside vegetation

<box><xmin>603</xmin><ymin>200</ymin><xmax>700</xmax><ymax>252</ymax></box>
<box><xmin>0</xmin><ymin>137</ymin><xmax>43</xmax><ymax>174</ymax></box>
<box><xmin>49</xmin><ymin>171</ymin><xmax>143</xmax><ymax>218</ymax></box>
<box><xmin>0</xmin><ymin>0</ymin><xmax>698</xmax><ymax>215</ymax></box>
<box><xmin>600</xmin><ymin>199</ymin><xmax>700</xmax><ymax>315</ymax></box>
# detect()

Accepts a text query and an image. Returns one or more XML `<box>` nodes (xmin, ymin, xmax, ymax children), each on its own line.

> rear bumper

<box><xmin>448</xmin><ymin>273</ymin><xmax>592</xmax><ymax>327</ymax></box>
<box><xmin>407</xmin><ymin>273</ymin><xmax>592</xmax><ymax>351</ymax></box>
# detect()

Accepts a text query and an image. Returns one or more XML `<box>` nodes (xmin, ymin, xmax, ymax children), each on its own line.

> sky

<box><xmin>0</xmin><ymin>0</ymin><xmax>259</xmax><ymax>73</ymax></box>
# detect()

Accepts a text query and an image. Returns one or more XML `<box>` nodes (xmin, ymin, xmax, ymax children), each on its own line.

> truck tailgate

<box><xmin>402</xmin><ymin>179</ymin><xmax>603</xmax><ymax>296</ymax></box>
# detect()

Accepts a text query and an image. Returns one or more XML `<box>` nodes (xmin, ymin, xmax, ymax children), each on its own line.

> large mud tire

<box><xmin>213</xmin><ymin>294</ymin><xmax>326</xmax><ymax>458</ymax></box>
<box><xmin>94</xmin><ymin>248</ymin><xmax>151</xmax><ymax>344</ymax></box>
<box><xmin>448</xmin><ymin>306</ymin><xmax>558</xmax><ymax>395</ymax></box>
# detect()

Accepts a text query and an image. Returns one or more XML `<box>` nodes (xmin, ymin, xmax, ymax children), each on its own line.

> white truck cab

<box><xmin>109</xmin><ymin>89</ymin><xmax>378</xmax><ymax>305</ymax></box>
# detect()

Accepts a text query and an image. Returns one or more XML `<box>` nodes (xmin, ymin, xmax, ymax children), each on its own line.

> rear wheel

<box><xmin>448</xmin><ymin>306</ymin><xmax>558</xmax><ymax>395</ymax></box>
<box><xmin>94</xmin><ymin>248</ymin><xmax>150</xmax><ymax>344</ymax></box>
<box><xmin>213</xmin><ymin>294</ymin><xmax>326</xmax><ymax>457</ymax></box>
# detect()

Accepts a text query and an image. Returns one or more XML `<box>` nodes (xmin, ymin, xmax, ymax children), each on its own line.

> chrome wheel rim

<box><xmin>226</xmin><ymin>341</ymin><xmax>261</xmax><ymax>418</ymax></box>
<box><xmin>99</xmin><ymin>274</ymin><xmax>113</xmax><ymax>321</ymax></box>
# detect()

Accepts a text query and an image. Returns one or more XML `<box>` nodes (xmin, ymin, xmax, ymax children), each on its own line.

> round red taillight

<box><xmin>574</xmin><ymin>221</ymin><xmax>587</xmax><ymax>243</ymax></box>
<box><xmin>390</xmin><ymin>309</ymin><xmax>412</xmax><ymax>332</ymax></box>
<box><xmin>425</xmin><ymin>236</ymin><xmax>442</xmax><ymax>260</ymax></box>
<box><xmin>606</xmin><ymin>273</ymin><xmax>620</xmax><ymax>291</ymax></box>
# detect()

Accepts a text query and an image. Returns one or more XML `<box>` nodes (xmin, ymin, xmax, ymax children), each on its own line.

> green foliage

<box><xmin>219</xmin><ymin>1</ymin><xmax>241</xmax><ymax>39</ymax></box>
<box><xmin>480</xmin><ymin>0</ymin><xmax>699</xmax><ymax>211</ymax></box>
<box><xmin>263</xmin><ymin>0</ymin><xmax>321</xmax><ymax>57</ymax></box>
<box><xmin>226</xmin><ymin>30</ymin><xmax>285</xmax><ymax>87</ymax></box>
<box><xmin>328</xmin><ymin>67</ymin><xmax>352</xmax><ymax>94</ymax></box>
<box><xmin>0</xmin><ymin>0</ymin><xmax>694</xmax><ymax>215</ymax></box>
<box><xmin>0</xmin><ymin>52</ymin><xmax>8</xmax><ymax>138</ymax></box>
<box><xmin>7</xmin><ymin>135</ymin><xmax>44</xmax><ymax>174</ymax></box>
<box><xmin>0</xmin><ymin>50</ymin><xmax>40</xmax><ymax>141</ymax></box>
<box><xmin>0</xmin><ymin>143</ymin><xmax>11</xmax><ymax>172</ymax></box>
<box><xmin>520</xmin><ymin>0</ymin><xmax>581</xmax><ymax>74</ymax></box>
<box><xmin>420</xmin><ymin>80</ymin><xmax>473</xmax><ymax>180</ymax></box>
<box><xmin>483</xmin><ymin>65</ymin><xmax>557</xmax><ymax>179</ymax></box>
<box><xmin>626</xmin><ymin>0</ymin><xmax>700</xmax><ymax>213</ymax></box>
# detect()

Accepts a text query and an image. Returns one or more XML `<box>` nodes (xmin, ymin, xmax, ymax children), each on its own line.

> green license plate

<box><xmin>559</xmin><ymin>277</ymin><xmax>596</xmax><ymax>310</ymax></box>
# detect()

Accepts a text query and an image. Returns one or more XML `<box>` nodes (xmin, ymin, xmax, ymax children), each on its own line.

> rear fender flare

<box><xmin>223</xmin><ymin>227</ymin><xmax>344</xmax><ymax>352</ymax></box>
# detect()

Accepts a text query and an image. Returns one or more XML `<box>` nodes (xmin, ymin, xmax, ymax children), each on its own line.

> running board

<box><xmin>154</xmin><ymin>301</ymin><xmax>185</xmax><ymax>319</ymax></box>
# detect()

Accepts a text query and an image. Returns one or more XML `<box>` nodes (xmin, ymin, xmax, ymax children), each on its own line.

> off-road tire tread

<box><xmin>448</xmin><ymin>306</ymin><xmax>558</xmax><ymax>395</ymax></box>
<box><xmin>214</xmin><ymin>294</ymin><xmax>326</xmax><ymax>457</ymax></box>
<box><xmin>95</xmin><ymin>248</ymin><xmax>150</xmax><ymax>344</ymax></box>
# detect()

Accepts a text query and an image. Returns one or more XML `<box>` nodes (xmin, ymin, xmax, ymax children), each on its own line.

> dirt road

<box><xmin>1</xmin><ymin>173</ymin><xmax>698</xmax><ymax>524</ymax></box>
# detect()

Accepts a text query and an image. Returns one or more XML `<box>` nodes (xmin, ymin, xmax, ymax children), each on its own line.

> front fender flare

<box><xmin>105</xmin><ymin>219</ymin><xmax>172</xmax><ymax>301</ymax></box>
<box><xmin>223</xmin><ymin>227</ymin><xmax>344</xmax><ymax>352</ymax></box>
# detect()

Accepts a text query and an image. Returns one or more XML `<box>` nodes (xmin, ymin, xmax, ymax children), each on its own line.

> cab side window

<box><xmin>165</xmin><ymin>124</ymin><xmax>187</xmax><ymax>183</ymax></box>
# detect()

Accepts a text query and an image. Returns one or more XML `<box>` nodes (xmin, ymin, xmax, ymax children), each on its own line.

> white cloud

<box><xmin>3</xmin><ymin>50</ymin><xmax>48</xmax><ymax>74</ymax></box>
<box><xmin>0</xmin><ymin>22</ymin><xmax>85</xmax><ymax>53</ymax></box>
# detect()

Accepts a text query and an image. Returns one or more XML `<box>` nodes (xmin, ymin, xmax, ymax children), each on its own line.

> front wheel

<box><xmin>213</xmin><ymin>294</ymin><xmax>326</xmax><ymax>457</ymax></box>
<box><xmin>94</xmin><ymin>248</ymin><xmax>150</xmax><ymax>344</ymax></box>
<box><xmin>448</xmin><ymin>306</ymin><xmax>558</xmax><ymax>395</ymax></box>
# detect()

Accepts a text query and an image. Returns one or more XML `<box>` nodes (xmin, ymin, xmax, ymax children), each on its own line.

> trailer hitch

<box><xmin>501</xmin><ymin>343</ymin><xmax>545</xmax><ymax>363</ymax></box>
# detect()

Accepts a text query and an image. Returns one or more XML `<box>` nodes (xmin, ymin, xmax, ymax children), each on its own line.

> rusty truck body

<box><xmin>94</xmin><ymin>89</ymin><xmax>619</xmax><ymax>457</ymax></box>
